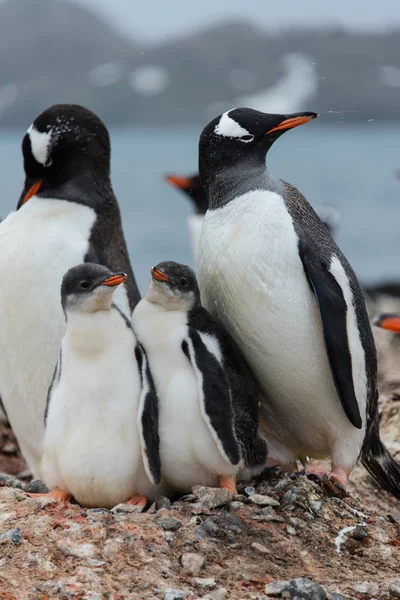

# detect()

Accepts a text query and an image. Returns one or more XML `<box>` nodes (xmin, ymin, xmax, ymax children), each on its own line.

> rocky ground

<box><xmin>0</xmin><ymin>352</ymin><xmax>399</xmax><ymax>599</ymax></box>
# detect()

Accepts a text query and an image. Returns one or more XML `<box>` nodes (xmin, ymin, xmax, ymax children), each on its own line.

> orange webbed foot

<box><xmin>126</xmin><ymin>494</ymin><xmax>147</xmax><ymax>508</ymax></box>
<box><xmin>26</xmin><ymin>487</ymin><xmax>72</xmax><ymax>503</ymax></box>
<box><xmin>218</xmin><ymin>475</ymin><xmax>237</xmax><ymax>495</ymax></box>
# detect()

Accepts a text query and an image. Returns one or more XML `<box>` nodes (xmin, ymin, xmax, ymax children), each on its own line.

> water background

<box><xmin>0</xmin><ymin>121</ymin><xmax>398</xmax><ymax>294</ymax></box>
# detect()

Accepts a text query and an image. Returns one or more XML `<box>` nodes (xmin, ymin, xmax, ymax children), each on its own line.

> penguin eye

<box><xmin>80</xmin><ymin>280</ymin><xmax>89</xmax><ymax>290</ymax></box>
<box><xmin>240</xmin><ymin>134</ymin><xmax>254</xmax><ymax>143</ymax></box>
<box><xmin>180</xmin><ymin>277</ymin><xmax>188</xmax><ymax>288</ymax></box>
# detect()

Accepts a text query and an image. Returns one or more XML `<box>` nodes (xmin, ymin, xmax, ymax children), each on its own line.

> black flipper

<box><xmin>182</xmin><ymin>328</ymin><xmax>241</xmax><ymax>465</ymax></box>
<box><xmin>135</xmin><ymin>343</ymin><xmax>161</xmax><ymax>485</ymax></box>
<box><xmin>44</xmin><ymin>348</ymin><xmax>63</xmax><ymax>427</ymax></box>
<box><xmin>300</xmin><ymin>240</ymin><xmax>362</xmax><ymax>429</ymax></box>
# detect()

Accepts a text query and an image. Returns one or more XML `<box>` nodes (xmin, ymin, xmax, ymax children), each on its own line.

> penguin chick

<box><xmin>132</xmin><ymin>261</ymin><xmax>267</xmax><ymax>496</ymax></box>
<box><xmin>30</xmin><ymin>263</ymin><xmax>159</xmax><ymax>509</ymax></box>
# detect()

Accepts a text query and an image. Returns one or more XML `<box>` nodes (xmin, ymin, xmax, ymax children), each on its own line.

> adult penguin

<box><xmin>197</xmin><ymin>107</ymin><xmax>400</xmax><ymax>498</ymax></box>
<box><xmin>0</xmin><ymin>104</ymin><xmax>140</xmax><ymax>476</ymax></box>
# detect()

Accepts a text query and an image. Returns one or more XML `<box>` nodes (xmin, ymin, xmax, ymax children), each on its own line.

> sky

<box><xmin>73</xmin><ymin>0</ymin><xmax>400</xmax><ymax>43</ymax></box>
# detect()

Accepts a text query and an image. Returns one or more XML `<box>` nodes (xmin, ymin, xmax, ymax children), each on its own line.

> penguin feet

<box><xmin>305</xmin><ymin>467</ymin><xmax>347</xmax><ymax>498</ymax></box>
<box><xmin>27</xmin><ymin>487</ymin><xmax>72</xmax><ymax>503</ymax></box>
<box><xmin>126</xmin><ymin>495</ymin><xmax>147</xmax><ymax>508</ymax></box>
<box><xmin>218</xmin><ymin>475</ymin><xmax>237</xmax><ymax>495</ymax></box>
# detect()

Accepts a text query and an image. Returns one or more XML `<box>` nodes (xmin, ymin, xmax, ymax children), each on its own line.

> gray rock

<box><xmin>250</xmin><ymin>494</ymin><xmax>280</xmax><ymax>507</ymax></box>
<box><xmin>350</xmin><ymin>526</ymin><xmax>368</xmax><ymax>540</ymax></box>
<box><xmin>281</xmin><ymin>488</ymin><xmax>300</xmax><ymax>505</ymax></box>
<box><xmin>201</xmin><ymin>588</ymin><xmax>227</xmax><ymax>600</ymax></box>
<box><xmin>388</xmin><ymin>581</ymin><xmax>400</xmax><ymax>598</ymax></box>
<box><xmin>156</xmin><ymin>496</ymin><xmax>172</xmax><ymax>510</ymax></box>
<box><xmin>164</xmin><ymin>532</ymin><xmax>175</xmax><ymax>544</ymax></box>
<box><xmin>192</xmin><ymin>486</ymin><xmax>232</xmax><ymax>510</ymax></box>
<box><xmin>230</xmin><ymin>501</ymin><xmax>244</xmax><ymax>510</ymax></box>
<box><xmin>233</xmin><ymin>494</ymin><xmax>247</xmax><ymax>502</ymax></box>
<box><xmin>23</xmin><ymin>479</ymin><xmax>49</xmax><ymax>494</ymax></box>
<box><xmin>265</xmin><ymin>580</ymin><xmax>288</xmax><ymax>595</ymax></box>
<box><xmin>202</xmin><ymin>512</ymin><xmax>246</xmax><ymax>541</ymax></box>
<box><xmin>0</xmin><ymin>472</ymin><xmax>23</xmax><ymax>489</ymax></box>
<box><xmin>111</xmin><ymin>503</ymin><xmax>144</xmax><ymax>514</ymax></box>
<box><xmin>286</xmin><ymin>525</ymin><xmax>297</xmax><ymax>536</ymax></box>
<box><xmin>354</xmin><ymin>582</ymin><xmax>379</xmax><ymax>596</ymax></box>
<box><xmin>0</xmin><ymin>527</ymin><xmax>22</xmax><ymax>545</ymax></box>
<box><xmin>251</xmin><ymin>542</ymin><xmax>270</xmax><ymax>555</ymax></box>
<box><xmin>309</xmin><ymin>500</ymin><xmax>322</xmax><ymax>513</ymax></box>
<box><xmin>163</xmin><ymin>589</ymin><xmax>185</xmax><ymax>600</ymax></box>
<box><xmin>159</xmin><ymin>517</ymin><xmax>183</xmax><ymax>531</ymax></box>
<box><xmin>244</xmin><ymin>486</ymin><xmax>255</xmax><ymax>496</ymax></box>
<box><xmin>181</xmin><ymin>552</ymin><xmax>204</xmax><ymax>575</ymax></box>
<box><xmin>329</xmin><ymin>594</ymin><xmax>354</xmax><ymax>600</ymax></box>
<box><xmin>195</xmin><ymin>578</ymin><xmax>216</xmax><ymax>590</ymax></box>
<box><xmin>56</xmin><ymin>539</ymin><xmax>96</xmax><ymax>559</ymax></box>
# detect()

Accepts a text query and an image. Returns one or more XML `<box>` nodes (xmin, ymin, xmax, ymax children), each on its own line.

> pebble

<box><xmin>56</xmin><ymin>539</ymin><xmax>96</xmax><ymax>559</ymax></box>
<box><xmin>181</xmin><ymin>552</ymin><xmax>205</xmax><ymax>575</ymax></box>
<box><xmin>156</xmin><ymin>496</ymin><xmax>172</xmax><ymax>510</ymax></box>
<box><xmin>388</xmin><ymin>581</ymin><xmax>400</xmax><ymax>598</ymax></box>
<box><xmin>233</xmin><ymin>494</ymin><xmax>247</xmax><ymax>502</ymax></box>
<box><xmin>111</xmin><ymin>503</ymin><xmax>144</xmax><ymax>514</ymax></box>
<box><xmin>159</xmin><ymin>517</ymin><xmax>183</xmax><ymax>531</ymax></box>
<box><xmin>354</xmin><ymin>582</ymin><xmax>379</xmax><ymax>596</ymax></box>
<box><xmin>329</xmin><ymin>594</ymin><xmax>353</xmax><ymax>600</ymax></box>
<box><xmin>251</xmin><ymin>542</ymin><xmax>270</xmax><ymax>555</ymax></box>
<box><xmin>201</xmin><ymin>588</ymin><xmax>227</xmax><ymax>600</ymax></box>
<box><xmin>350</xmin><ymin>526</ymin><xmax>368</xmax><ymax>540</ymax></box>
<box><xmin>163</xmin><ymin>589</ymin><xmax>185</xmax><ymax>600</ymax></box>
<box><xmin>0</xmin><ymin>527</ymin><xmax>23</xmax><ymax>545</ymax></box>
<box><xmin>286</xmin><ymin>525</ymin><xmax>297</xmax><ymax>536</ymax></box>
<box><xmin>309</xmin><ymin>500</ymin><xmax>322</xmax><ymax>513</ymax></box>
<box><xmin>265</xmin><ymin>580</ymin><xmax>288</xmax><ymax>595</ymax></box>
<box><xmin>250</xmin><ymin>494</ymin><xmax>280</xmax><ymax>507</ymax></box>
<box><xmin>0</xmin><ymin>472</ymin><xmax>23</xmax><ymax>489</ymax></box>
<box><xmin>195</xmin><ymin>578</ymin><xmax>216</xmax><ymax>590</ymax></box>
<box><xmin>244</xmin><ymin>486</ymin><xmax>255</xmax><ymax>496</ymax></box>
<box><xmin>265</xmin><ymin>578</ymin><xmax>326</xmax><ymax>599</ymax></box>
<box><xmin>164</xmin><ymin>532</ymin><xmax>175</xmax><ymax>544</ymax></box>
<box><xmin>23</xmin><ymin>479</ymin><xmax>49</xmax><ymax>494</ymax></box>
<box><xmin>192</xmin><ymin>486</ymin><xmax>232</xmax><ymax>510</ymax></box>
<box><xmin>229</xmin><ymin>501</ymin><xmax>244</xmax><ymax>511</ymax></box>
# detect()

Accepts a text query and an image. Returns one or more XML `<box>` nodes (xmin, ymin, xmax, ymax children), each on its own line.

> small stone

<box><xmin>192</xmin><ymin>486</ymin><xmax>232</xmax><ymax>510</ymax></box>
<box><xmin>56</xmin><ymin>539</ymin><xmax>96</xmax><ymax>559</ymax></box>
<box><xmin>233</xmin><ymin>494</ymin><xmax>246</xmax><ymax>502</ymax></box>
<box><xmin>350</xmin><ymin>526</ymin><xmax>368</xmax><ymax>540</ymax></box>
<box><xmin>163</xmin><ymin>589</ymin><xmax>185</xmax><ymax>600</ymax></box>
<box><xmin>156</xmin><ymin>496</ymin><xmax>172</xmax><ymax>510</ymax></box>
<box><xmin>329</xmin><ymin>594</ymin><xmax>353</xmax><ymax>600</ymax></box>
<box><xmin>164</xmin><ymin>532</ymin><xmax>175</xmax><ymax>544</ymax></box>
<box><xmin>159</xmin><ymin>517</ymin><xmax>182</xmax><ymax>531</ymax></box>
<box><xmin>181</xmin><ymin>552</ymin><xmax>205</xmax><ymax>575</ymax></box>
<box><xmin>24</xmin><ymin>479</ymin><xmax>49</xmax><ymax>494</ymax></box>
<box><xmin>281</xmin><ymin>488</ymin><xmax>300</xmax><ymax>505</ymax></box>
<box><xmin>285</xmin><ymin>578</ymin><xmax>326</xmax><ymax>599</ymax></box>
<box><xmin>229</xmin><ymin>501</ymin><xmax>244</xmax><ymax>510</ymax></box>
<box><xmin>0</xmin><ymin>527</ymin><xmax>22</xmax><ymax>545</ymax></box>
<box><xmin>354</xmin><ymin>582</ymin><xmax>379</xmax><ymax>596</ymax></box>
<box><xmin>244</xmin><ymin>486</ymin><xmax>255</xmax><ymax>496</ymax></box>
<box><xmin>111</xmin><ymin>503</ymin><xmax>144</xmax><ymax>514</ymax></box>
<box><xmin>250</xmin><ymin>494</ymin><xmax>280</xmax><ymax>507</ymax></box>
<box><xmin>195</xmin><ymin>578</ymin><xmax>216</xmax><ymax>590</ymax></box>
<box><xmin>388</xmin><ymin>581</ymin><xmax>400</xmax><ymax>598</ymax></box>
<box><xmin>309</xmin><ymin>500</ymin><xmax>322</xmax><ymax>513</ymax></box>
<box><xmin>0</xmin><ymin>472</ymin><xmax>23</xmax><ymax>489</ymax></box>
<box><xmin>251</xmin><ymin>542</ymin><xmax>270</xmax><ymax>555</ymax></box>
<box><xmin>202</xmin><ymin>588</ymin><xmax>227</xmax><ymax>600</ymax></box>
<box><xmin>265</xmin><ymin>580</ymin><xmax>288</xmax><ymax>595</ymax></box>
<box><xmin>286</xmin><ymin>525</ymin><xmax>297</xmax><ymax>536</ymax></box>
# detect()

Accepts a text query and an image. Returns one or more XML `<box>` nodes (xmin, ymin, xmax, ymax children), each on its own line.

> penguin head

<box><xmin>199</xmin><ymin>107</ymin><xmax>317</xmax><ymax>188</ymax></box>
<box><xmin>146</xmin><ymin>261</ymin><xmax>200</xmax><ymax>311</ymax></box>
<box><xmin>165</xmin><ymin>173</ymin><xmax>209</xmax><ymax>215</ymax></box>
<box><xmin>19</xmin><ymin>104</ymin><xmax>111</xmax><ymax>208</ymax></box>
<box><xmin>61</xmin><ymin>263</ymin><xmax>127</xmax><ymax>315</ymax></box>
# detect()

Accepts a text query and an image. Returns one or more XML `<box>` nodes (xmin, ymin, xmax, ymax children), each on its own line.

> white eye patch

<box><xmin>214</xmin><ymin>110</ymin><xmax>254</xmax><ymax>143</ymax></box>
<box><xmin>27</xmin><ymin>124</ymin><xmax>52</xmax><ymax>166</ymax></box>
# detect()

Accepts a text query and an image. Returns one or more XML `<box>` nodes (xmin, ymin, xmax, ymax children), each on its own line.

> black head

<box><xmin>199</xmin><ymin>107</ymin><xmax>318</xmax><ymax>197</ymax></box>
<box><xmin>18</xmin><ymin>104</ymin><xmax>111</xmax><ymax>208</ymax></box>
<box><xmin>146</xmin><ymin>261</ymin><xmax>200</xmax><ymax>311</ymax></box>
<box><xmin>165</xmin><ymin>173</ymin><xmax>209</xmax><ymax>214</ymax></box>
<box><xmin>61</xmin><ymin>262</ymin><xmax>127</xmax><ymax>314</ymax></box>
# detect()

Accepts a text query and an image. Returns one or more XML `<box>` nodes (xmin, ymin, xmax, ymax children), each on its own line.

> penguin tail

<box><xmin>361</xmin><ymin>423</ymin><xmax>400</xmax><ymax>499</ymax></box>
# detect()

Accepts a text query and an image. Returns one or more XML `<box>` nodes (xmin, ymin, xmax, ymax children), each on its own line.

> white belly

<box><xmin>0</xmin><ymin>197</ymin><xmax>129</xmax><ymax>476</ymax></box>
<box><xmin>43</xmin><ymin>311</ymin><xmax>150</xmax><ymax>508</ymax></box>
<box><xmin>198</xmin><ymin>190</ymin><xmax>366</xmax><ymax>468</ymax></box>
<box><xmin>133</xmin><ymin>300</ymin><xmax>236</xmax><ymax>493</ymax></box>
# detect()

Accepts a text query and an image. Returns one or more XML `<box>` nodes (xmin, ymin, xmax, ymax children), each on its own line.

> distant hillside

<box><xmin>0</xmin><ymin>0</ymin><xmax>399</xmax><ymax>126</ymax></box>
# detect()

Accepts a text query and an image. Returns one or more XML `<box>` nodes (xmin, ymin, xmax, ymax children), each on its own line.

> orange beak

<box><xmin>266</xmin><ymin>115</ymin><xmax>315</xmax><ymax>135</ymax></box>
<box><xmin>22</xmin><ymin>180</ymin><xmax>42</xmax><ymax>205</ymax></box>
<box><xmin>151</xmin><ymin>267</ymin><xmax>169</xmax><ymax>282</ymax></box>
<box><xmin>100</xmin><ymin>273</ymin><xmax>127</xmax><ymax>287</ymax></box>
<box><xmin>374</xmin><ymin>314</ymin><xmax>400</xmax><ymax>334</ymax></box>
<box><xmin>165</xmin><ymin>175</ymin><xmax>192</xmax><ymax>190</ymax></box>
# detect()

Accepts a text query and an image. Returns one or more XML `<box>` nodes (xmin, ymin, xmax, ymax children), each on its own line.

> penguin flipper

<box><xmin>135</xmin><ymin>344</ymin><xmax>161</xmax><ymax>485</ymax></box>
<box><xmin>182</xmin><ymin>328</ymin><xmax>241</xmax><ymax>466</ymax></box>
<box><xmin>44</xmin><ymin>349</ymin><xmax>63</xmax><ymax>427</ymax></box>
<box><xmin>300</xmin><ymin>241</ymin><xmax>362</xmax><ymax>430</ymax></box>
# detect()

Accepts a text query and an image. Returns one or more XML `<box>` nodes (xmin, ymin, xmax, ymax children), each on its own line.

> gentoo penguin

<box><xmin>132</xmin><ymin>261</ymin><xmax>267</xmax><ymax>495</ymax></box>
<box><xmin>0</xmin><ymin>104</ymin><xmax>140</xmax><ymax>477</ymax></box>
<box><xmin>29</xmin><ymin>263</ymin><xmax>158</xmax><ymax>508</ymax></box>
<box><xmin>165</xmin><ymin>172</ymin><xmax>340</xmax><ymax>262</ymax></box>
<box><xmin>197</xmin><ymin>107</ymin><xmax>400</xmax><ymax>497</ymax></box>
